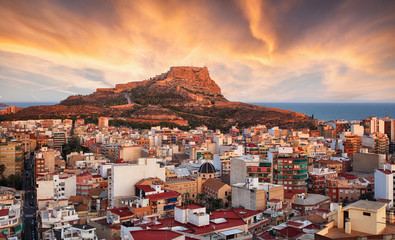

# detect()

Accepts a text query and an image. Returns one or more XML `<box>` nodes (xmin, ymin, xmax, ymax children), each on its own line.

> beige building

<box><xmin>202</xmin><ymin>178</ymin><xmax>231</xmax><ymax>202</ymax></box>
<box><xmin>165</xmin><ymin>177</ymin><xmax>204</xmax><ymax>200</ymax></box>
<box><xmin>118</xmin><ymin>146</ymin><xmax>142</xmax><ymax>163</ymax></box>
<box><xmin>316</xmin><ymin>200</ymin><xmax>394</xmax><ymax>239</ymax></box>
<box><xmin>0</xmin><ymin>142</ymin><xmax>23</xmax><ymax>177</ymax></box>
<box><xmin>353</xmin><ymin>153</ymin><xmax>385</xmax><ymax>173</ymax></box>
<box><xmin>232</xmin><ymin>178</ymin><xmax>284</xmax><ymax>210</ymax></box>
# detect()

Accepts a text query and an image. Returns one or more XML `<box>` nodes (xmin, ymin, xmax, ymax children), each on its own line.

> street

<box><xmin>22</xmin><ymin>153</ymin><xmax>38</xmax><ymax>240</ymax></box>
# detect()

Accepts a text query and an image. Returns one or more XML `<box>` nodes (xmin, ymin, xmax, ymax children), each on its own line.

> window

<box><xmin>363</xmin><ymin>212</ymin><xmax>371</xmax><ymax>216</ymax></box>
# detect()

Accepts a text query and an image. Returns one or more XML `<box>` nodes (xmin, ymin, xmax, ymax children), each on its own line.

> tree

<box><xmin>61</xmin><ymin>136</ymin><xmax>89</xmax><ymax>160</ymax></box>
<box><xmin>213</xmin><ymin>198</ymin><xmax>224</xmax><ymax>210</ymax></box>
<box><xmin>196</xmin><ymin>193</ymin><xmax>206</xmax><ymax>205</ymax></box>
<box><xmin>7</xmin><ymin>174</ymin><xmax>23</xmax><ymax>190</ymax></box>
<box><xmin>225</xmin><ymin>195</ymin><xmax>232</xmax><ymax>208</ymax></box>
<box><xmin>0</xmin><ymin>164</ymin><xmax>5</xmax><ymax>177</ymax></box>
<box><xmin>207</xmin><ymin>197</ymin><xmax>215</xmax><ymax>211</ymax></box>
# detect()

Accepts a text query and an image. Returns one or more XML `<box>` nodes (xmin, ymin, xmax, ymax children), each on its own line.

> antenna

<box><xmin>243</xmin><ymin>133</ymin><xmax>247</xmax><ymax>155</ymax></box>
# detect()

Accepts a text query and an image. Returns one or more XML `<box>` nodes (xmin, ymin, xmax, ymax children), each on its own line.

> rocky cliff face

<box><xmin>115</xmin><ymin>66</ymin><xmax>221</xmax><ymax>95</ymax></box>
<box><xmin>9</xmin><ymin>66</ymin><xmax>314</xmax><ymax>130</ymax></box>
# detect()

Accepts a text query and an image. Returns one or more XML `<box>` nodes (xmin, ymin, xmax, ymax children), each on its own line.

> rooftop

<box><xmin>377</xmin><ymin>169</ymin><xmax>392</xmax><ymax>175</ymax></box>
<box><xmin>202</xmin><ymin>178</ymin><xmax>228</xmax><ymax>191</ymax></box>
<box><xmin>109</xmin><ymin>207</ymin><xmax>133</xmax><ymax>218</ymax></box>
<box><xmin>343</xmin><ymin>200</ymin><xmax>387</xmax><ymax>211</ymax></box>
<box><xmin>129</xmin><ymin>230</ymin><xmax>182</xmax><ymax>240</ymax></box>
<box><xmin>293</xmin><ymin>194</ymin><xmax>330</xmax><ymax>206</ymax></box>
<box><xmin>232</xmin><ymin>182</ymin><xmax>283</xmax><ymax>191</ymax></box>
<box><xmin>145</xmin><ymin>190</ymin><xmax>180</xmax><ymax>201</ymax></box>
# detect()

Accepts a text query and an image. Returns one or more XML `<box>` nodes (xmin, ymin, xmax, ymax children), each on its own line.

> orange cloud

<box><xmin>0</xmin><ymin>0</ymin><xmax>394</xmax><ymax>102</ymax></box>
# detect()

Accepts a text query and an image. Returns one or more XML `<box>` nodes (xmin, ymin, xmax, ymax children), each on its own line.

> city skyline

<box><xmin>1</xmin><ymin>0</ymin><xmax>395</xmax><ymax>103</ymax></box>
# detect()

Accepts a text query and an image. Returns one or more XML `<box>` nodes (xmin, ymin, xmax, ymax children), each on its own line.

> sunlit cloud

<box><xmin>0</xmin><ymin>0</ymin><xmax>394</xmax><ymax>102</ymax></box>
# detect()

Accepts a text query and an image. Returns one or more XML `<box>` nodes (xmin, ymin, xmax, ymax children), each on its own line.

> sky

<box><xmin>0</xmin><ymin>0</ymin><xmax>394</xmax><ymax>103</ymax></box>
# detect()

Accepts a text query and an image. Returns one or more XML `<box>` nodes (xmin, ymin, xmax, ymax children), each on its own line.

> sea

<box><xmin>251</xmin><ymin>103</ymin><xmax>395</xmax><ymax>121</ymax></box>
<box><xmin>1</xmin><ymin>102</ymin><xmax>394</xmax><ymax>122</ymax></box>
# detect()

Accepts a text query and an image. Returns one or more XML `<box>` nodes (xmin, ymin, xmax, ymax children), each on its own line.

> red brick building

<box><xmin>326</xmin><ymin>178</ymin><xmax>367</xmax><ymax>203</ymax></box>
<box><xmin>307</xmin><ymin>168</ymin><xmax>338</xmax><ymax>194</ymax></box>
<box><xmin>76</xmin><ymin>172</ymin><xmax>93</xmax><ymax>196</ymax></box>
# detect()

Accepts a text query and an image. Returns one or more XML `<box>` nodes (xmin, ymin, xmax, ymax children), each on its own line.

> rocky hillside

<box><xmin>8</xmin><ymin>66</ymin><xmax>314</xmax><ymax>130</ymax></box>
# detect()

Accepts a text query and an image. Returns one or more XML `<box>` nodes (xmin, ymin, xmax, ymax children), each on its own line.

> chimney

<box><xmin>337</xmin><ymin>204</ymin><xmax>343</xmax><ymax>228</ymax></box>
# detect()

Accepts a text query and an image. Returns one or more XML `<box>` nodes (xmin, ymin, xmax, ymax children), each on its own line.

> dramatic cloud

<box><xmin>0</xmin><ymin>0</ymin><xmax>394</xmax><ymax>102</ymax></box>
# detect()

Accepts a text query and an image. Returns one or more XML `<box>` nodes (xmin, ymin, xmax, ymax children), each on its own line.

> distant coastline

<box><xmin>252</xmin><ymin>102</ymin><xmax>395</xmax><ymax>122</ymax></box>
<box><xmin>2</xmin><ymin>101</ymin><xmax>394</xmax><ymax>122</ymax></box>
<box><xmin>0</xmin><ymin>102</ymin><xmax>58</xmax><ymax>110</ymax></box>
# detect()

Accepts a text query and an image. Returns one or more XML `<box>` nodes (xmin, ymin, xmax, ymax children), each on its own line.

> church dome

<box><xmin>198</xmin><ymin>162</ymin><xmax>216</xmax><ymax>174</ymax></box>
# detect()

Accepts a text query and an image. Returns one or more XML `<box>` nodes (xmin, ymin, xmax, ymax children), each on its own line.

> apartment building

<box><xmin>108</xmin><ymin>158</ymin><xmax>166</xmax><ymax>207</ymax></box>
<box><xmin>0</xmin><ymin>142</ymin><xmax>23</xmax><ymax>177</ymax></box>
<box><xmin>374</xmin><ymin>169</ymin><xmax>393</xmax><ymax>208</ymax></box>
<box><xmin>232</xmin><ymin>178</ymin><xmax>284</xmax><ymax>210</ymax></box>
<box><xmin>273</xmin><ymin>155</ymin><xmax>308</xmax><ymax>190</ymax></box>
<box><xmin>230</xmin><ymin>155</ymin><xmax>273</xmax><ymax>185</ymax></box>
<box><xmin>308</xmin><ymin>168</ymin><xmax>338</xmax><ymax>194</ymax></box>
<box><xmin>40</xmin><ymin>205</ymin><xmax>80</xmax><ymax>229</ymax></box>
<box><xmin>36</xmin><ymin>173</ymin><xmax>77</xmax><ymax>210</ymax></box>
<box><xmin>0</xmin><ymin>187</ymin><xmax>22</xmax><ymax>239</ymax></box>
<box><xmin>326</xmin><ymin>179</ymin><xmax>368</xmax><ymax>203</ymax></box>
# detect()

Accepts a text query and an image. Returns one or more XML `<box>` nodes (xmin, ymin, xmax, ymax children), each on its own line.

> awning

<box><xmin>14</xmin><ymin>224</ymin><xmax>23</xmax><ymax>232</ymax></box>
<box><xmin>219</xmin><ymin>229</ymin><xmax>244</xmax><ymax>236</ymax></box>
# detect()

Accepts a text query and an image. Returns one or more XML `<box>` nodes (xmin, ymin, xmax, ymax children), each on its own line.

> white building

<box><xmin>0</xmin><ymin>187</ymin><xmax>22</xmax><ymax>239</ymax></box>
<box><xmin>374</xmin><ymin>169</ymin><xmax>393</xmax><ymax>208</ymax></box>
<box><xmin>36</xmin><ymin>174</ymin><xmax>76</xmax><ymax>210</ymax></box>
<box><xmin>174</xmin><ymin>204</ymin><xmax>210</xmax><ymax>227</ymax></box>
<box><xmin>40</xmin><ymin>205</ymin><xmax>79</xmax><ymax>229</ymax></box>
<box><xmin>42</xmin><ymin>224</ymin><xmax>98</xmax><ymax>240</ymax></box>
<box><xmin>109</xmin><ymin>158</ymin><xmax>166</xmax><ymax>207</ymax></box>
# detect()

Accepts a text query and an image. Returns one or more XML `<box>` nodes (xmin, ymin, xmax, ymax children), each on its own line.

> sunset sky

<box><xmin>0</xmin><ymin>0</ymin><xmax>394</xmax><ymax>103</ymax></box>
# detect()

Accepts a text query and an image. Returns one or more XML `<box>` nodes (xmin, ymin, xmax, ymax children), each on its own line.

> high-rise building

<box><xmin>343</xmin><ymin>135</ymin><xmax>362</xmax><ymax>157</ymax></box>
<box><xmin>0</xmin><ymin>142</ymin><xmax>23</xmax><ymax>177</ymax></box>
<box><xmin>273</xmin><ymin>154</ymin><xmax>308</xmax><ymax>190</ymax></box>
<box><xmin>230</xmin><ymin>155</ymin><xmax>273</xmax><ymax>185</ymax></box>
<box><xmin>53</xmin><ymin>132</ymin><xmax>66</xmax><ymax>151</ymax></box>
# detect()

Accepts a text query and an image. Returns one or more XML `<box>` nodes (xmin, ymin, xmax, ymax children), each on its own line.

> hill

<box><xmin>7</xmin><ymin>66</ymin><xmax>314</xmax><ymax>130</ymax></box>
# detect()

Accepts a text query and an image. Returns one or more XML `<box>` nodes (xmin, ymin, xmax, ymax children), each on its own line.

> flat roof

<box><xmin>293</xmin><ymin>194</ymin><xmax>329</xmax><ymax>206</ymax></box>
<box><xmin>344</xmin><ymin>200</ymin><xmax>387</xmax><ymax>211</ymax></box>
<box><xmin>219</xmin><ymin>228</ymin><xmax>244</xmax><ymax>236</ymax></box>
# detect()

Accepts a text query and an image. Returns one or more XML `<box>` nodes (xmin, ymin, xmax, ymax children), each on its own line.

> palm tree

<box><xmin>225</xmin><ymin>195</ymin><xmax>232</xmax><ymax>208</ymax></box>
<box><xmin>207</xmin><ymin>197</ymin><xmax>215</xmax><ymax>210</ymax></box>
<box><xmin>213</xmin><ymin>198</ymin><xmax>224</xmax><ymax>210</ymax></box>
<box><xmin>196</xmin><ymin>193</ymin><xmax>206</xmax><ymax>205</ymax></box>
